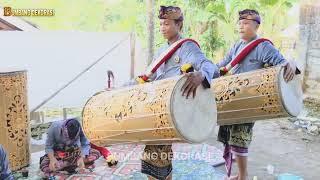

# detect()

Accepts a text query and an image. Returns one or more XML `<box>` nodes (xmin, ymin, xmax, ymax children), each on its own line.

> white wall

<box><xmin>300</xmin><ymin>3</ymin><xmax>320</xmax><ymax>100</ymax></box>
<box><xmin>0</xmin><ymin>31</ymin><xmax>147</xmax><ymax>109</ymax></box>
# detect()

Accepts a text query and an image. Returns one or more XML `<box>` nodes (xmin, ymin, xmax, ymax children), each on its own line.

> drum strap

<box><xmin>90</xmin><ymin>142</ymin><xmax>111</xmax><ymax>160</ymax></box>
<box><xmin>137</xmin><ymin>38</ymin><xmax>200</xmax><ymax>82</ymax></box>
<box><xmin>220</xmin><ymin>38</ymin><xmax>273</xmax><ymax>76</ymax></box>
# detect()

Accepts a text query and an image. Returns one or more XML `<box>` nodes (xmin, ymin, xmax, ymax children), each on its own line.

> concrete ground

<box><xmin>210</xmin><ymin>119</ymin><xmax>320</xmax><ymax>180</ymax></box>
<box><xmin>29</xmin><ymin>119</ymin><xmax>320</xmax><ymax>180</ymax></box>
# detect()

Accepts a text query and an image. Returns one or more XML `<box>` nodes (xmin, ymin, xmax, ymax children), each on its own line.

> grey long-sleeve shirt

<box><xmin>126</xmin><ymin>37</ymin><xmax>219</xmax><ymax>86</ymax></box>
<box><xmin>217</xmin><ymin>36</ymin><xmax>287</xmax><ymax>74</ymax></box>
<box><xmin>45</xmin><ymin>120</ymin><xmax>90</xmax><ymax>157</ymax></box>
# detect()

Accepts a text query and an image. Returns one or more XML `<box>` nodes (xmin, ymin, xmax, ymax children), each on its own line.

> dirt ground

<box><xmin>30</xmin><ymin>119</ymin><xmax>320</xmax><ymax>180</ymax></box>
<box><xmin>211</xmin><ymin>119</ymin><xmax>320</xmax><ymax>180</ymax></box>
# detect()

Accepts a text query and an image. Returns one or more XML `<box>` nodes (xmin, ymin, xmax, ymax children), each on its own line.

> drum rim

<box><xmin>82</xmin><ymin>90</ymin><xmax>105</xmax><ymax>119</ymax></box>
<box><xmin>277</xmin><ymin>66</ymin><xmax>302</xmax><ymax>117</ymax></box>
<box><xmin>169</xmin><ymin>75</ymin><xmax>216</xmax><ymax>143</ymax></box>
<box><xmin>81</xmin><ymin>90</ymin><xmax>105</xmax><ymax>141</ymax></box>
<box><xmin>168</xmin><ymin>76</ymin><xmax>190</xmax><ymax>143</ymax></box>
<box><xmin>0</xmin><ymin>68</ymin><xmax>27</xmax><ymax>74</ymax></box>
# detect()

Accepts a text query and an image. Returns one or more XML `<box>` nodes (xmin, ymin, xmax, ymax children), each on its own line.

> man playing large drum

<box><xmin>216</xmin><ymin>9</ymin><xmax>299</xmax><ymax>180</ymax></box>
<box><xmin>126</xmin><ymin>5</ymin><xmax>219</xmax><ymax>180</ymax></box>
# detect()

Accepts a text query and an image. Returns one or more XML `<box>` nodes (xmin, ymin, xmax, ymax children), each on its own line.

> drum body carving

<box><xmin>82</xmin><ymin>76</ymin><xmax>217</xmax><ymax>146</ymax></box>
<box><xmin>0</xmin><ymin>69</ymin><xmax>29</xmax><ymax>171</ymax></box>
<box><xmin>213</xmin><ymin>66</ymin><xmax>303</xmax><ymax>125</ymax></box>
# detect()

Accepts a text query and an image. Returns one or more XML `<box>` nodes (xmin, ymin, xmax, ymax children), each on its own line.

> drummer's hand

<box><xmin>77</xmin><ymin>157</ymin><xmax>85</xmax><ymax>170</ymax></box>
<box><xmin>48</xmin><ymin>152</ymin><xmax>58</xmax><ymax>172</ymax></box>
<box><xmin>181</xmin><ymin>72</ymin><xmax>204</xmax><ymax>99</ymax></box>
<box><xmin>49</xmin><ymin>157</ymin><xmax>58</xmax><ymax>172</ymax></box>
<box><xmin>282</xmin><ymin>60</ymin><xmax>297</xmax><ymax>82</ymax></box>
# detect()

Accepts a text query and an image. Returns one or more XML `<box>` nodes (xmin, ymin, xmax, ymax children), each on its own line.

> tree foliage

<box><xmin>0</xmin><ymin>0</ymin><xmax>299</xmax><ymax>61</ymax></box>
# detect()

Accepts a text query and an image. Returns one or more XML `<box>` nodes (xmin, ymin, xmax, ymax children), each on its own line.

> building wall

<box><xmin>300</xmin><ymin>2</ymin><xmax>320</xmax><ymax>100</ymax></box>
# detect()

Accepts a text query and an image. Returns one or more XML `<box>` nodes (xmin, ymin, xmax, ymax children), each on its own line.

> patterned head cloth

<box><xmin>158</xmin><ymin>6</ymin><xmax>183</xmax><ymax>21</ymax></box>
<box><xmin>62</xmin><ymin>118</ymin><xmax>80</xmax><ymax>141</ymax></box>
<box><xmin>238</xmin><ymin>9</ymin><xmax>261</xmax><ymax>24</ymax></box>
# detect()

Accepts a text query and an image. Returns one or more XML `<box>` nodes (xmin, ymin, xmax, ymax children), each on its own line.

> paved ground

<box><xmin>24</xmin><ymin>119</ymin><xmax>320</xmax><ymax>180</ymax></box>
<box><xmin>18</xmin><ymin>144</ymin><xmax>226</xmax><ymax>179</ymax></box>
<box><xmin>211</xmin><ymin>119</ymin><xmax>320</xmax><ymax>180</ymax></box>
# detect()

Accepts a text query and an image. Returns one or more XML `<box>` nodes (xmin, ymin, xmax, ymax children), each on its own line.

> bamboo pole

<box><xmin>30</xmin><ymin>35</ymin><xmax>129</xmax><ymax>113</ymax></box>
<box><xmin>130</xmin><ymin>32</ymin><xmax>136</xmax><ymax>78</ymax></box>
<box><xmin>146</xmin><ymin>0</ymin><xmax>155</xmax><ymax>65</ymax></box>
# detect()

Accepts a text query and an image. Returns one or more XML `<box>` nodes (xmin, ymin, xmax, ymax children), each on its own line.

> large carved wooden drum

<box><xmin>213</xmin><ymin>66</ymin><xmax>303</xmax><ymax>125</ymax></box>
<box><xmin>0</xmin><ymin>69</ymin><xmax>29</xmax><ymax>171</ymax></box>
<box><xmin>82</xmin><ymin>76</ymin><xmax>217</xmax><ymax>146</ymax></box>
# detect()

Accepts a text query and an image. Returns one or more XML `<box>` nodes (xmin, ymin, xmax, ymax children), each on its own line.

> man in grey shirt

<box><xmin>40</xmin><ymin>118</ymin><xmax>101</xmax><ymax>177</ymax></box>
<box><xmin>216</xmin><ymin>9</ymin><xmax>297</xmax><ymax>180</ymax></box>
<box><xmin>126</xmin><ymin>6</ymin><xmax>219</xmax><ymax>180</ymax></box>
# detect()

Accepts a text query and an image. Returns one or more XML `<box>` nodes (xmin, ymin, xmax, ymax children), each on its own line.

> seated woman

<box><xmin>40</xmin><ymin>118</ymin><xmax>101</xmax><ymax>177</ymax></box>
<box><xmin>0</xmin><ymin>144</ymin><xmax>14</xmax><ymax>180</ymax></box>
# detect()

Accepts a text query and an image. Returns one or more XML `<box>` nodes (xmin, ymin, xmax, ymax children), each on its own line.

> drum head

<box><xmin>279</xmin><ymin>67</ymin><xmax>303</xmax><ymax>116</ymax></box>
<box><xmin>170</xmin><ymin>76</ymin><xmax>217</xmax><ymax>143</ymax></box>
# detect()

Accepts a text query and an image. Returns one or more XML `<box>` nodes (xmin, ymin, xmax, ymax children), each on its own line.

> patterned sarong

<box><xmin>218</xmin><ymin>123</ymin><xmax>254</xmax><ymax>177</ymax></box>
<box><xmin>141</xmin><ymin>145</ymin><xmax>173</xmax><ymax>179</ymax></box>
<box><xmin>40</xmin><ymin>147</ymin><xmax>100</xmax><ymax>177</ymax></box>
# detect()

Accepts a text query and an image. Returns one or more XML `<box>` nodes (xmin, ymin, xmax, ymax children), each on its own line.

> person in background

<box><xmin>0</xmin><ymin>144</ymin><xmax>14</xmax><ymax>180</ymax></box>
<box><xmin>39</xmin><ymin>118</ymin><xmax>101</xmax><ymax>177</ymax></box>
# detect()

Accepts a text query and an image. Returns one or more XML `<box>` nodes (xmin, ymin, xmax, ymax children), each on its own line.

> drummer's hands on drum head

<box><xmin>282</xmin><ymin>60</ymin><xmax>297</xmax><ymax>82</ymax></box>
<box><xmin>181</xmin><ymin>72</ymin><xmax>205</xmax><ymax>99</ymax></box>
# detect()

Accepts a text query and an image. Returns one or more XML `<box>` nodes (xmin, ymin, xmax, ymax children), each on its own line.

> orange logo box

<box><xmin>4</xmin><ymin>7</ymin><xmax>12</xmax><ymax>16</ymax></box>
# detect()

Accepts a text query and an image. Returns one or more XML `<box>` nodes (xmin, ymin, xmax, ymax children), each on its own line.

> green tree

<box><xmin>0</xmin><ymin>0</ymin><xmax>299</xmax><ymax>61</ymax></box>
